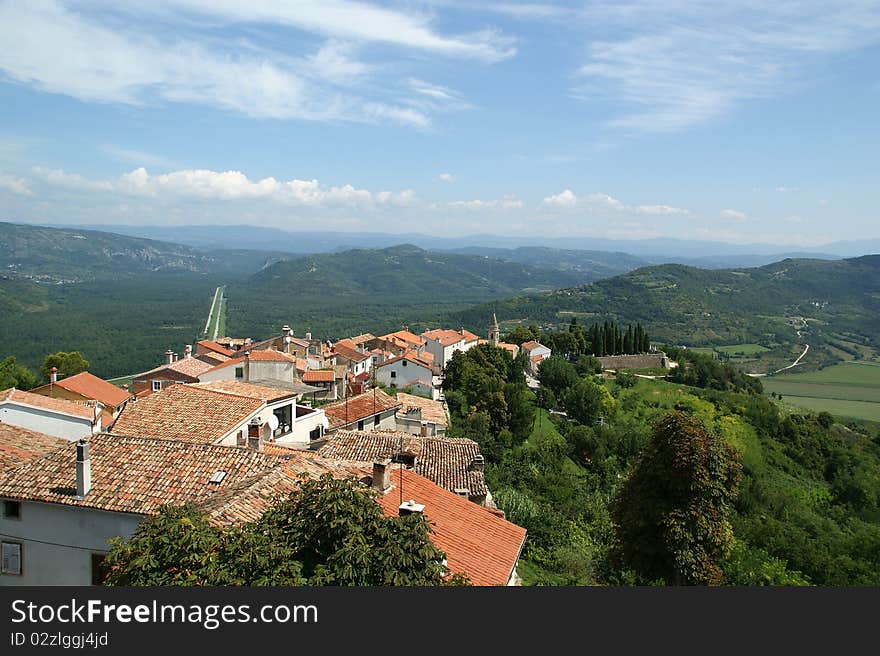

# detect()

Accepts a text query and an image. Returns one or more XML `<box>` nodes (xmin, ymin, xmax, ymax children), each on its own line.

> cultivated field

<box><xmin>763</xmin><ymin>362</ymin><xmax>880</xmax><ymax>422</ymax></box>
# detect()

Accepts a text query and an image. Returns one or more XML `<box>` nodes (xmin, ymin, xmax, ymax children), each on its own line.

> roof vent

<box><xmin>453</xmin><ymin>488</ymin><xmax>470</xmax><ymax>498</ymax></box>
<box><xmin>399</xmin><ymin>499</ymin><xmax>425</xmax><ymax>516</ymax></box>
<box><xmin>208</xmin><ymin>471</ymin><xmax>227</xmax><ymax>484</ymax></box>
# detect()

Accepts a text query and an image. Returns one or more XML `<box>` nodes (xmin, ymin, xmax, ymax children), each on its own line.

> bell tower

<box><xmin>488</xmin><ymin>313</ymin><xmax>500</xmax><ymax>345</ymax></box>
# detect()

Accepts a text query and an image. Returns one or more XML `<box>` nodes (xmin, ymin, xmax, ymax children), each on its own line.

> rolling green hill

<box><xmin>452</xmin><ymin>256</ymin><xmax>880</xmax><ymax>373</ymax></box>
<box><xmin>229</xmin><ymin>244</ymin><xmax>597</xmax><ymax>339</ymax></box>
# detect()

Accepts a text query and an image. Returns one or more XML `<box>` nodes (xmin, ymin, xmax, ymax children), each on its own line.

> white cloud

<box><xmin>442</xmin><ymin>196</ymin><xmax>523</xmax><ymax>210</ymax></box>
<box><xmin>720</xmin><ymin>209</ymin><xmax>748</xmax><ymax>221</ymax></box>
<box><xmin>0</xmin><ymin>173</ymin><xmax>32</xmax><ymax>196</ymax></box>
<box><xmin>542</xmin><ymin>189</ymin><xmax>579</xmax><ymax>207</ymax></box>
<box><xmin>574</xmin><ymin>1</ymin><xmax>880</xmax><ymax>132</ymax></box>
<box><xmin>775</xmin><ymin>185</ymin><xmax>799</xmax><ymax>192</ymax></box>
<box><xmin>636</xmin><ymin>204</ymin><xmax>690</xmax><ymax>215</ymax></box>
<box><xmin>31</xmin><ymin>166</ymin><xmax>417</xmax><ymax>208</ymax></box>
<box><xmin>0</xmin><ymin>1</ymin><xmax>508</xmax><ymax>127</ymax></box>
<box><xmin>101</xmin><ymin>145</ymin><xmax>177</xmax><ymax>169</ymax></box>
<box><xmin>436</xmin><ymin>173</ymin><xmax>455</xmax><ymax>183</ymax></box>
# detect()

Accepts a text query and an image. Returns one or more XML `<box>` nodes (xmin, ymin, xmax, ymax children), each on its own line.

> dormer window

<box><xmin>208</xmin><ymin>471</ymin><xmax>227</xmax><ymax>484</ymax></box>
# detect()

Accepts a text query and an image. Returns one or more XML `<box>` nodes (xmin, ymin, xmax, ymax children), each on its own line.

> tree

<box><xmin>537</xmin><ymin>356</ymin><xmax>579</xmax><ymax>398</ymax></box>
<box><xmin>40</xmin><ymin>351</ymin><xmax>90</xmax><ymax>381</ymax></box>
<box><xmin>562</xmin><ymin>378</ymin><xmax>616</xmax><ymax>426</ymax></box>
<box><xmin>611</xmin><ymin>411</ymin><xmax>742</xmax><ymax>585</ymax></box>
<box><xmin>103</xmin><ymin>475</ymin><xmax>466</xmax><ymax>586</ymax></box>
<box><xmin>0</xmin><ymin>356</ymin><xmax>38</xmax><ymax>390</ymax></box>
<box><xmin>503</xmin><ymin>325</ymin><xmax>540</xmax><ymax>345</ymax></box>
<box><xmin>575</xmin><ymin>355</ymin><xmax>603</xmax><ymax>376</ymax></box>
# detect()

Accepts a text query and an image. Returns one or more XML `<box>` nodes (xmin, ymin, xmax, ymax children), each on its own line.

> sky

<box><xmin>0</xmin><ymin>0</ymin><xmax>878</xmax><ymax>246</ymax></box>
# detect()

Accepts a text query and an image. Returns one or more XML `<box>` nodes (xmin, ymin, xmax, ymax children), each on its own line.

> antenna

<box><xmin>398</xmin><ymin>433</ymin><xmax>404</xmax><ymax>507</ymax></box>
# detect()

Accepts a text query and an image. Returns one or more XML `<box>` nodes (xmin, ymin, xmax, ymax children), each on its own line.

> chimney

<box><xmin>184</xmin><ymin>345</ymin><xmax>192</xmax><ymax>359</ymax></box>
<box><xmin>372</xmin><ymin>458</ymin><xmax>392</xmax><ymax>492</ymax></box>
<box><xmin>282</xmin><ymin>325</ymin><xmax>292</xmax><ymax>353</ymax></box>
<box><xmin>453</xmin><ymin>488</ymin><xmax>470</xmax><ymax>498</ymax></box>
<box><xmin>173</xmin><ymin>352</ymin><xmax>179</xmax><ymax>362</ymax></box>
<box><xmin>420</xmin><ymin>421</ymin><xmax>428</xmax><ymax>437</ymax></box>
<box><xmin>305</xmin><ymin>331</ymin><xmax>312</xmax><ymax>341</ymax></box>
<box><xmin>49</xmin><ymin>366</ymin><xmax>58</xmax><ymax>384</ymax></box>
<box><xmin>247</xmin><ymin>419</ymin><xmax>263</xmax><ymax>451</ymax></box>
<box><xmin>244</xmin><ymin>351</ymin><xmax>251</xmax><ymax>382</ymax></box>
<box><xmin>469</xmin><ymin>454</ymin><xmax>485</xmax><ymax>472</ymax></box>
<box><xmin>399</xmin><ymin>499</ymin><xmax>425</xmax><ymax>516</ymax></box>
<box><xmin>75</xmin><ymin>439</ymin><xmax>91</xmax><ymax>499</ymax></box>
<box><xmin>165</xmin><ymin>350</ymin><xmax>174</xmax><ymax>365</ymax></box>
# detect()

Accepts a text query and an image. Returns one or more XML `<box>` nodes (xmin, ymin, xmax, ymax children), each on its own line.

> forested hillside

<box><xmin>228</xmin><ymin>244</ymin><xmax>598</xmax><ymax>340</ymax></box>
<box><xmin>454</xmin><ymin>256</ymin><xmax>880</xmax><ymax>373</ymax></box>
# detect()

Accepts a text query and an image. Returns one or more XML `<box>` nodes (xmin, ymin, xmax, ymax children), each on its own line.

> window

<box><xmin>2</xmin><ymin>500</ymin><xmax>20</xmax><ymax>520</ymax></box>
<box><xmin>235</xmin><ymin>367</ymin><xmax>244</xmax><ymax>379</ymax></box>
<box><xmin>1</xmin><ymin>541</ymin><xmax>22</xmax><ymax>575</ymax></box>
<box><xmin>273</xmin><ymin>404</ymin><xmax>293</xmax><ymax>437</ymax></box>
<box><xmin>357</xmin><ymin>420</ymin><xmax>365</xmax><ymax>431</ymax></box>
<box><xmin>402</xmin><ymin>360</ymin><xmax>407</xmax><ymax>367</ymax></box>
<box><xmin>151</xmin><ymin>380</ymin><xmax>161</xmax><ymax>392</ymax></box>
<box><xmin>91</xmin><ymin>553</ymin><xmax>108</xmax><ymax>585</ymax></box>
<box><xmin>390</xmin><ymin>370</ymin><xmax>396</xmax><ymax>378</ymax></box>
<box><xmin>374</xmin><ymin>415</ymin><xmax>380</xmax><ymax>427</ymax></box>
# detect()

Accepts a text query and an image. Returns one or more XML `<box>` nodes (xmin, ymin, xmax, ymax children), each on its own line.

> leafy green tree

<box><xmin>103</xmin><ymin>475</ymin><xmax>465</xmax><ymax>586</ymax></box>
<box><xmin>611</xmin><ymin>411</ymin><xmax>742</xmax><ymax>585</ymax></box>
<box><xmin>0</xmin><ymin>356</ymin><xmax>38</xmax><ymax>390</ymax></box>
<box><xmin>537</xmin><ymin>356</ymin><xmax>579</xmax><ymax>398</ymax></box>
<box><xmin>615</xmin><ymin>371</ymin><xmax>638</xmax><ymax>388</ymax></box>
<box><xmin>503</xmin><ymin>325</ymin><xmax>540</xmax><ymax>345</ymax></box>
<box><xmin>575</xmin><ymin>355</ymin><xmax>603</xmax><ymax>376</ymax></box>
<box><xmin>40</xmin><ymin>351</ymin><xmax>90</xmax><ymax>381</ymax></box>
<box><xmin>562</xmin><ymin>378</ymin><xmax>616</xmax><ymax>426</ymax></box>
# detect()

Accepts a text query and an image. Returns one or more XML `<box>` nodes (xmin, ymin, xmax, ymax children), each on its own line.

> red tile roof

<box><xmin>137</xmin><ymin>357</ymin><xmax>215</xmax><ymax>380</ymax></box>
<box><xmin>0</xmin><ymin>423</ymin><xmax>68</xmax><ymax>472</ymax></box>
<box><xmin>197</xmin><ymin>339</ymin><xmax>235</xmax><ymax>357</ymax></box>
<box><xmin>30</xmin><ymin>371</ymin><xmax>132</xmax><ymax>408</ymax></box>
<box><xmin>109</xmin><ymin>384</ymin><xmax>262</xmax><ymax>444</ymax></box>
<box><xmin>322</xmin><ymin>389</ymin><xmax>401</xmax><ymax>430</ymax></box>
<box><xmin>332</xmin><ymin>342</ymin><xmax>371</xmax><ymax>363</ymax></box>
<box><xmin>201</xmin><ymin>349</ymin><xmax>297</xmax><ymax>375</ymax></box>
<box><xmin>521</xmin><ymin>340</ymin><xmax>547</xmax><ymax>352</ymax></box>
<box><xmin>396</xmin><ymin>393</ymin><xmax>447</xmax><ymax>427</ymax></box>
<box><xmin>375</xmin><ymin>351</ymin><xmax>434</xmax><ymax>371</ymax></box>
<box><xmin>368</xmin><ymin>467</ymin><xmax>526</xmax><ymax>586</ymax></box>
<box><xmin>190</xmin><ymin>381</ymin><xmax>296</xmax><ymax>403</ymax></box>
<box><xmin>198</xmin><ymin>453</ymin><xmax>352</xmax><ymax>525</ymax></box>
<box><xmin>377</xmin><ymin>330</ymin><xmax>426</xmax><ymax>349</ymax></box>
<box><xmin>318</xmin><ymin>430</ymin><xmax>485</xmax><ymax>496</ymax></box>
<box><xmin>1</xmin><ymin>387</ymin><xmax>98</xmax><ymax>421</ymax></box>
<box><xmin>422</xmin><ymin>328</ymin><xmax>480</xmax><ymax>347</ymax></box>
<box><xmin>302</xmin><ymin>370</ymin><xmax>335</xmax><ymax>383</ymax></box>
<box><xmin>0</xmin><ymin>433</ymin><xmax>284</xmax><ymax>515</ymax></box>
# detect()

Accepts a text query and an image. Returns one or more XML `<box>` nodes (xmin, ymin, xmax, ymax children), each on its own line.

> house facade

<box><xmin>0</xmin><ymin>388</ymin><xmax>102</xmax><ymax>441</ymax></box>
<box><xmin>374</xmin><ymin>353</ymin><xmax>436</xmax><ymax>396</ymax></box>
<box><xmin>421</xmin><ymin>328</ymin><xmax>480</xmax><ymax>368</ymax></box>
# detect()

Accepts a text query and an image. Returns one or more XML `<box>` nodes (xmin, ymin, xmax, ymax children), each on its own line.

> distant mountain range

<box><xmin>0</xmin><ymin>222</ymin><xmax>292</xmax><ymax>282</ymax></box>
<box><xmin>68</xmin><ymin>222</ymin><xmax>875</xmax><ymax>261</ymax></box>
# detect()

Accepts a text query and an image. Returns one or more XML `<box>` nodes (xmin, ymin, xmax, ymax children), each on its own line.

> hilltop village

<box><xmin>1</xmin><ymin>315</ymin><xmax>586</xmax><ymax>585</ymax></box>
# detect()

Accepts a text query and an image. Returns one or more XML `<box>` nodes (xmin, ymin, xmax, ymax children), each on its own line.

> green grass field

<box><xmin>716</xmin><ymin>343</ymin><xmax>771</xmax><ymax>356</ymax></box>
<box><xmin>763</xmin><ymin>362</ymin><xmax>880</xmax><ymax>422</ymax></box>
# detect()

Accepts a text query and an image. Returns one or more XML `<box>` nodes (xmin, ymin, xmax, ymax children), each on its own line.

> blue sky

<box><xmin>0</xmin><ymin>0</ymin><xmax>878</xmax><ymax>246</ymax></box>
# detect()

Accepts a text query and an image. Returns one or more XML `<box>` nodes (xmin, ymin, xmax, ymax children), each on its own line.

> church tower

<box><xmin>489</xmin><ymin>313</ymin><xmax>500</xmax><ymax>345</ymax></box>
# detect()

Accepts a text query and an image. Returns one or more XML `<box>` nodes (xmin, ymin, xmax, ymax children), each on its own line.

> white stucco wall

<box><xmin>376</xmin><ymin>360</ymin><xmax>433</xmax><ymax>390</ymax></box>
<box><xmin>0</xmin><ymin>404</ymin><xmax>95</xmax><ymax>441</ymax></box>
<box><xmin>249</xmin><ymin>361</ymin><xmax>294</xmax><ymax>383</ymax></box>
<box><xmin>0</xmin><ymin>501</ymin><xmax>142</xmax><ymax>586</ymax></box>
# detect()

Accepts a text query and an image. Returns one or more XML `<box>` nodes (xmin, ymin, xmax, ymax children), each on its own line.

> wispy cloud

<box><xmin>101</xmin><ymin>145</ymin><xmax>178</xmax><ymax>170</ymax></box>
<box><xmin>720</xmin><ymin>208</ymin><xmax>748</xmax><ymax>221</ymax></box>
<box><xmin>0</xmin><ymin>173</ymin><xmax>32</xmax><ymax>196</ymax></box>
<box><xmin>0</xmin><ymin>1</ymin><xmax>510</xmax><ymax>127</ymax></box>
<box><xmin>436</xmin><ymin>173</ymin><xmax>455</xmax><ymax>183</ymax></box>
<box><xmin>573</xmin><ymin>1</ymin><xmax>880</xmax><ymax>132</ymax></box>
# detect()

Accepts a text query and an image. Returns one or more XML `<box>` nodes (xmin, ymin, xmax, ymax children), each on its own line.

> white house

<box><xmin>421</xmin><ymin>328</ymin><xmax>480</xmax><ymax>368</ymax></box>
<box><xmin>197</xmin><ymin>349</ymin><xmax>298</xmax><ymax>385</ymax></box>
<box><xmin>374</xmin><ymin>353</ymin><xmax>437</xmax><ymax>397</ymax></box>
<box><xmin>0</xmin><ymin>434</ymin><xmax>317</xmax><ymax>585</ymax></box>
<box><xmin>111</xmin><ymin>381</ymin><xmax>328</xmax><ymax>449</ymax></box>
<box><xmin>520</xmin><ymin>340</ymin><xmax>552</xmax><ymax>375</ymax></box>
<box><xmin>0</xmin><ymin>388</ymin><xmax>102</xmax><ymax>441</ymax></box>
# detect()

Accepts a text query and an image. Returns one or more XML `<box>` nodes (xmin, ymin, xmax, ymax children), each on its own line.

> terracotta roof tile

<box><xmin>395</xmin><ymin>393</ymin><xmax>447</xmax><ymax>427</ymax></box>
<box><xmin>110</xmin><ymin>384</ymin><xmax>262</xmax><ymax>444</ymax></box>
<box><xmin>191</xmin><ymin>381</ymin><xmax>296</xmax><ymax>403</ymax></box>
<box><xmin>197</xmin><ymin>339</ymin><xmax>235</xmax><ymax>357</ymax></box>
<box><xmin>137</xmin><ymin>357</ymin><xmax>215</xmax><ymax>379</ymax></box>
<box><xmin>322</xmin><ymin>389</ymin><xmax>400</xmax><ymax>430</ymax></box>
<box><xmin>0</xmin><ymin>433</ymin><xmax>284</xmax><ymax>515</ymax></box>
<box><xmin>198</xmin><ymin>453</ymin><xmax>352</xmax><ymax>525</ymax></box>
<box><xmin>367</xmin><ymin>467</ymin><xmax>526</xmax><ymax>586</ymax></box>
<box><xmin>1</xmin><ymin>387</ymin><xmax>98</xmax><ymax>421</ymax></box>
<box><xmin>302</xmin><ymin>370</ymin><xmax>335</xmax><ymax>383</ymax></box>
<box><xmin>0</xmin><ymin>424</ymin><xmax>69</xmax><ymax>472</ymax></box>
<box><xmin>422</xmin><ymin>328</ymin><xmax>480</xmax><ymax>347</ymax></box>
<box><xmin>318</xmin><ymin>430</ymin><xmax>486</xmax><ymax>496</ymax></box>
<box><xmin>377</xmin><ymin>330</ymin><xmax>426</xmax><ymax>349</ymax></box>
<box><xmin>375</xmin><ymin>351</ymin><xmax>434</xmax><ymax>371</ymax></box>
<box><xmin>30</xmin><ymin>372</ymin><xmax>132</xmax><ymax>408</ymax></box>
